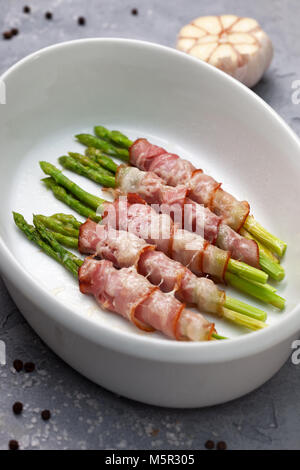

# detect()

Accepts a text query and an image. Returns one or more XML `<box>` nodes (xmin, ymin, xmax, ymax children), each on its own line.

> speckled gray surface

<box><xmin>0</xmin><ymin>0</ymin><xmax>300</xmax><ymax>450</ymax></box>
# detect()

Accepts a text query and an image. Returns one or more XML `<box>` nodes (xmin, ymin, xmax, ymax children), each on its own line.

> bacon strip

<box><xmin>101</xmin><ymin>197</ymin><xmax>230</xmax><ymax>282</ymax></box>
<box><xmin>116</xmin><ymin>164</ymin><xmax>259</xmax><ymax>268</ymax></box>
<box><xmin>129</xmin><ymin>138</ymin><xmax>250</xmax><ymax>232</ymax></box>
<box><xmin>79</xmin><ymin>219</ymin><xmax>225</xmax><ymax>315</ymax></box>
<box><xmin>78</xmin><ymin>258</ymin><xmax>214</xmax><ymax>341</ymax></box>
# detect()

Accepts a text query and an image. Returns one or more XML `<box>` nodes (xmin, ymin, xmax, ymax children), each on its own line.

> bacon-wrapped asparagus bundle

<box><xmin>80</xmin><ymin>258</ymin><xmax>216</xmax><ymax>341</ymax></box>
<box><xmin>76</xmin><ymin>127</ymin><xmax>287</xmax><ymax>258</ymax></box>
<box><xmin>59</xmin><ymin>151</ymin><xmax>284</xmax><ymax>281</ymax></box>
<box><xmin>116</xmin><ymin>164</ymin><xmax>261</xmax><ymax>269</ymax></box>
<box><xmin>39</xmin><ymin>163</ymin><xmax>285</xmax><ymax>309</ymax></box>
<box><xmin>76</xmin><ymin>218</ymin><xmax>266</xmax><ymax>330</ymax></box>
<box><xmin>40</xmin><ymin>161</ymin><xmax>268</xmax><ymax>285</ymax></box>
<box><xmin>13</xmin><ymin>213</ymin><xmax>216</xmax><ymax>342</ymax></box>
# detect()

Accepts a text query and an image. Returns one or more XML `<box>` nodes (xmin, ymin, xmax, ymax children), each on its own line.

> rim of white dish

<box><xmin>0</xmin><ymin>38</ymin><xmax>299</xmax><ymax>364</ymax></box>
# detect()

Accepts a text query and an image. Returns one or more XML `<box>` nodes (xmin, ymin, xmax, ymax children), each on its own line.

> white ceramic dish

<box><xmin>0</xmin><ymin>39</ymin><xmax>300</xmax><ymax>408</ymax></box>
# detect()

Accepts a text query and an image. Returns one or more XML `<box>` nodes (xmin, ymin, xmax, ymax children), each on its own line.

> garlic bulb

<box><xmin>177</xmin><ymin>15</ymin><xmax>273</xmax><ymax>88</ymax></box>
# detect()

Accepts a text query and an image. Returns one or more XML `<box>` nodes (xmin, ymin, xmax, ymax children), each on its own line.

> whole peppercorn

<box><xmin>217</xmin><ymin>441</ymin><xmax>227</xmax><ymax>450</ymax></box>
<box><xmin>45</xmin><ymin>12</ymin><xmax>53</xmax><ymax>20</ymax></box>
<box><xmin>24</xmin><ymin>362</ymin><xmax>35</xmax><ymax>373</ymax></box>
<box><xmin>41</xmin><ymin>409</ymin><xmax>51</xmax><ymax>421</ymax></box>
<box><xmin>3</xmin><ymin>31</ymin><xmax>13</xmax><ymax>40</ymax></box>
<box><xmin>23</xmin><ymin>6</ymin><xmax>31</xmax><ymax>14</ymax></box>
<box><xmin>13</xmin><ymin>359</ymin><xmax>23</xmax><ymax>372</ymax></box>
<box><xmin>12</xmin><ymin>402</ymin><xmax>23</xmax><ymax>415</ymax></box>
<box><xmin>131</xmin><ymin>8</ymin><xmax>138</xmax><ymax>15</ymax></box>
<box><xmin>9</xmin><ymin>440</ymin><xmax>19</xmax><ymax>450</ymax></box>
<box><xmin>205</xmin><ymin>439</ymin><xmax>215</xmax><ymax>450</ymax></box>
<box><xmin>78</xmin><ymin>16</ymin><xmax>86</xmax><ymax>26</ymax></box>
<box><xmin>11</xmin><ymin>28</ymin><xmax>19</xmax><ymax>36</ymax></box>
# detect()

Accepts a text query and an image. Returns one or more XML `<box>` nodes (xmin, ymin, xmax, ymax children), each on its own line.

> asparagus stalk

<box><xmin>43</xmin><ymin>177</ymin><xmax>101</xmax><ymax>222</ymax></box>
<box><xmin>243</xmin><ymin>216</ymin><xmax>287</xmax><ymax>258</ymax></box>
<box><xmin>40</xmin><ymin>162</ymin><xmax>104</xmax><ymax>211</ymax></box>
<box><xmin>94</xmin><ymin>126</ymin><xmax>133</xmax><ymax>149</ymax></box>
<box><xmin>240</xmin><ymin>228</ymin><xmax>284</xmax><ymax>282</ymax></box>
<box><xmin>13</xmin><ymin>213</ymin><xmax>80</xmax><ymax>277</ymax></box>
<box><xmin>227</xmin><ymin>258</ymin><xmax>267</xmax><ymax>284</ymax></box>
<box><xmin>34</xmin><ymin>216</ymin><xmax>79</xmax><ymax>249</ymax></box>
<box><xmin>59</xmin><ymin>155</ymin><xmax>116</xmax><ymax>188</ymax></box>
<box><xmin>85</xmin><ymin>147</ymin><xmax>119</xmax><ymax>174</ymax></box>
<box><xmin>76</xmin><ymin>134</ymin><xmax>129</xmax><ymax>161</ymax></box>
<box><xmin>35</xmin><ymin>214</ymin><xmax>79</xmax><ymax>238</ymax></box>
<box><xmin>225</xmin><ymin>272</ymin><xmax>285</xmax><ymax>310</ymax></box>
<box><xmin>224</xmin><ymin>296</ymin><xmax>266</xmax><ymax>321</ymax></box>
<box><xmin>68</xmin><ymin>152</ymin><xmax>114</xmax><ymax>176</ymax></box>
<box><xmin>33</xmin><ymin>216</ymin><xmax>82</xmax><ymax>269</ymax></box>
<box><xmin>50</xmin><ymin>213</ymin><xmax>82</xmax><ymax>230</ymax></box>
<box><xmin>222</xmin><ymin>308</ymin><xmax>267</xmax><ymax>331</ymax></box>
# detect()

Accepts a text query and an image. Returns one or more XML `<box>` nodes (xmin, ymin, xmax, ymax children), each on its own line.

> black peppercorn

<box><xmin>41</xmin><ymin>409</ymin><xmax>51</xmax><ymax>421</ymax></box>
<box><xmin>13</xmin><ymin>359</ymin><xmax>23</xmax><ymax>372</ymax></box>
<box><xmin>11</xmin><ymin>28</ymin><xmax>19</xmax><ymax>36</ymax></box>
<box><xmin>45</xmin><ymin>12</ymin><xmax>53</xmax><ymax>20</ymax></box>
<box><xmin>3</xmin><ymin>31</ymin><xmax>13</xmax><ymax>40</ymax></box>
<box><xmin>9</xmin><ymin>440</ymin><xmax>19</xmax><ymax>450</ymax></box>
<box><xmin>23</xmin><ymin>6</ymin><xmax>31</xmax><ymax>14</ymax></box>
<box><xmin>205</xmin><ymin>439</ymin><xmax>215</xmax><ymax>450</ymax></box>
<box><xmin>131</xmin><ymin>8</ymin><xmax>138</xmax><ymax>15</ymax></box>
<box><xmin>78</xmin><ymin>16</ymin><xmax>86</xmax><ymax>26</ymax></box>
<box><xmin>217</xmin><ymin>441</ymin><xmax>227</xmax><ymax>450</ymax></box>
<box><xmin>24</xmin><ymin>362</ymin><xmax>35</xmax><ymax>373</ymax></box>
<box><xmin>12</xmin><ymin>402</ymin><xmax>23</xmax><ymax>415</ymax></box>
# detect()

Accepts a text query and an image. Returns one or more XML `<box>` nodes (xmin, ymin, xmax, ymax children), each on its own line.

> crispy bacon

<box><xmin>116</xmin><ymin>164</ymin><xmax>259</xmax><ymax>268</ymax></box>
<box><xmin>79</xmin><ymin>219</ymin><xmax>225</xmax><ymax>314</ymax></box>
<box><xmin>100</xmin><ymin>197</ymin><xmax>230</xmax><ymax>282</ymax></box>
<box><xmin>78</xmin><ymin>258</ymin><xmax>214</xmax><ymax>341</ymax></box>
<box><xmin>129</xmin><ymin>138</ymin><xmax>250</xmax><ymax>232</ymax></box>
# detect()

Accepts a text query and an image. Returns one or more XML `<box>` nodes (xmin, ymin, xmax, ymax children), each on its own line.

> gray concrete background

<box><xmin>0</xmin><ymin>0</ymin><xmax>299</xmax><ymax>450</ymax></box>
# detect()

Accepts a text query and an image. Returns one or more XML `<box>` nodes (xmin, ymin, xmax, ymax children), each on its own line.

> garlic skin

<box><xmin>177</xmin><ymin>15</ymin><xmax>273</xmax><ymax>88</ymax></box>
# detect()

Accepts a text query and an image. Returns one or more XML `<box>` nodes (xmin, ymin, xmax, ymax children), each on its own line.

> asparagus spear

<box><xmin>34</xmin><ymin>216</ymin><xmax>79</xmax><ymax>249</ymax></box>
<box><xmin>225</xmin><ymin>272</ymin><xmax>285</xmax><ymax>310</ymax></box>
<box><xmin>43</xmin><ymin>177</ymin><xmax>101</xmax><ymax>222</ymax></box>
<box><xmin>33</xmin><ymin>216</ymin><xmax>82</xmax><ymax>269</ymax></box>
<box><xmin>91</xmin><ymin>125</ymin><xmax>288</xmax><ymax>258</ymax></box>
<box><xmin>35</xmin><ymin>214</ymin><xmax>79</xmax><ymax>238</ymax></box>
<box><xmin>50</xmin><ymin>213</ymin><xmax>82</xmax><ymax>230</ymax></box>
<box><xmin>85</xmin><ymin>147</ymin><xmax>119</xmax><ymax>174</ymax></box>
<box><xmin>243</xmin><ymin>216</ymin><xmax>287</xmax><ymax>258</ymax></box>
<box><xmin>68</xmin><ymin>152</ymin><xmax>114</xmax><ymax>176</ymax></box>
<box><xmin>59</xmin><ymin>155</ymin><xmax>116</xmax><ymax>188</ymax></box>
<box><xmin>76</xmin><ymin>134</ymin><xmax>129</xmax><ymax>161</ymax></box>
<box><xmin>40</xmin><ymin>162</ymin><xmax>104</xmax><ymax>211</ymax></box>
<box><xmin>94</xmin><ymin>126</ymin><xmax>133</xmax><ymax>149</ymax></box>
<box><xmin>13</xmin><ymin>213</ymin><xmax>80</xmax><ymax>277</ymax></box>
